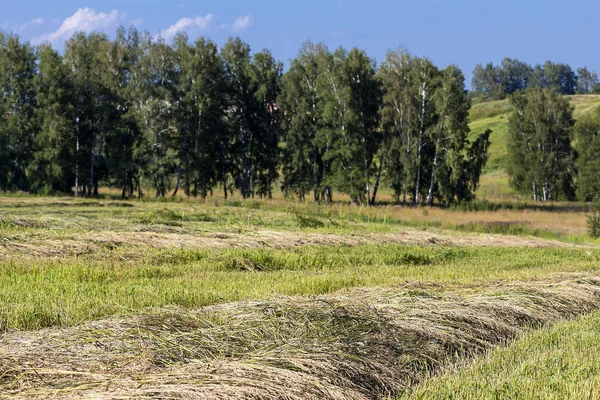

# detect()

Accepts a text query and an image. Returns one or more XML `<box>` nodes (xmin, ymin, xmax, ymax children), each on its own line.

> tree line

<box><xmin>472</xmin><ymin>58</ymin><xmax>600</xmax><ymax>101</ymax></box>
<box><xmin>0</xmin><ymin>28</ymin><xmax>492</xmax><ymax>205</ymax></box>
<box><xmin>507</xmin><ymin>88</ymin><xmax>600</xmax><ymax>202</ymax></box>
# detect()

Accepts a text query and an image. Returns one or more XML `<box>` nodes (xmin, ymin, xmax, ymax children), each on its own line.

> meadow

<box><xmin>0</xmin><ymin>195</ymin><xmax>600</xmax><ymax>398</ymax></box>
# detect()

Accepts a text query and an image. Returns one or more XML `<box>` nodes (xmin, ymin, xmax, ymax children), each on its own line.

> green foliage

<box><xmin>380</xmin><ymin>49</ymin><xmax>489</xmax><ymax>205</ymax></box>
<box><xmin>588</xmin><ymin>203</ymin><xmax>600</xmax><ymax>238</ymax></box>
<box><xmin>507</xmin><ymin>88</ymin><xmax>576</xmax><ymax>201</ymax></box>
<box><xmin>279</xmin><ymin>41</ymin><xmax>330</xmax><ymax>201</ymax></box>
<box><xmin>577</xmin><ymin>67</ymin><xmax>600</xmax><ymax>94</ymax></box>
<box><xmin>27</xmin><ymin>44</ymin><xmax>77</xmax><ymax>194</ymax></box>
<box><xmin>6</xmin><ymin>29</ymin><xmax>596</xmax><ymax>206</ymax></box>
<box><xmin>320</xmin><ymin>47</ymin><xmax>382</xmax><ymax>203</ymax></box>
<box><xmin>0</xmin><ymin>33</ymin><xmax>37</xmax><ymax>191</ymax></box>
<box><xmin>174</xmin><ymin>34</ymin><xmax>228</xmax><ymax>198</ymax></box>
<box><xmin>472</xmin><ymin>58</ymin><xmax>586</xmax><ymax>101</ymax></box>
<box><xmin>574</xmin><ymin>107</ymin><xmax>600</xmax><ymax>201</ymax></box>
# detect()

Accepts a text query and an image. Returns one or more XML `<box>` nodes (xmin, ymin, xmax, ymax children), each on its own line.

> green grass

<box><xmin>405</xmin><ymin>310</ymin><xmax>600</xmax><ymax>399</ymax></box>
<box><xmin>470</xmin><ymin>111</ymin><xmax>510</xmax><ymax>171</ymax></box>
<box><xmin>1</xmin><ymin>196</ymin><xmax>600</xmax><ymax>397</ymax></box>
<box><xmin>469</xmin><ymin>95</ymin><xmax>600</xmax><ymax>200</ymax></box>
<box><xmin>1</xmin><ymin>244</ymin><xmax>600</xmax><ymax>331</ymax></box>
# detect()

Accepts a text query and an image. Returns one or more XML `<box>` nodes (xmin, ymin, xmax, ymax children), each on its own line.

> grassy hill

<box><xmin>469</xmin><ymin>95</ymin><xmax>600</xmax><ymax>200</ymax></box>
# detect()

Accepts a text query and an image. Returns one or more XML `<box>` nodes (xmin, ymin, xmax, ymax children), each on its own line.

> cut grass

<box><xmin>0</xmin><ymin>196</ymin><xmax>599</xmax><ymax>332</ymax></box>
<box><xmin>405</xmin><ymin>310</ymin><xmax>600</xmax><ymax>399</ymax></box>
<box><xmin>0</xmin><ymin>197</ymin><xmax>595</xmax><ymax>247</ymax></box>
<box><xmin>1</xmin><ymin>195</ymin><xmax>600</xmax><ymax>398</ymax></box>
<box><xmin>1</xmin><ymin>244</ymin><xmax>600</xmax><ymax>331</ymax></box>
<box><xmin>3</xmin><ymin>274</ymin><xmax>600</xmax><ymax>399</ymax></box>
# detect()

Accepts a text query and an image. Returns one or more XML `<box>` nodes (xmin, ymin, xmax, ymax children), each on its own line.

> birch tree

<box><xmin>130</xmin><ymin>37</ymin><xmax>178</xmax><ymax>197</ymax></box>
<box><xmin>574</xmin><ymin>107</ymin><xmax>600</xmax><ymax>201</ymax></box>
<box><xmin>174</xmin><ymin>34</ymin><xmax>227</xmax><ymax>198</ymax></box>
<box><xmin>411</xmin><ymin>57</ymin><xmax>439</xmax><ymax>205</ymax></box>
<box><xmin>280</xmin><ymin>41</ymin><xmax>329</xmax><ymax>201</ymax></box>
<box><xmin>0</xmin><ymin>33</ymin><xmax>37</xmax><ymax>191</ymax></box>
<box><xmin>28</xmin><ymin>44</ymin><xmax>77</xmax><ymax>194</ymax></box>
<box><xmin>252</xmin><ymin>50</ymin><xmax>283</xmax><ymax>198</ymax></box>
<box><xmin>380</xmin><ymin>47</ymin><xmax>416</xmax><ymax>203</ymax></box>
<box><xmin>507</xmin><ymin>88</ymin><xmax>575</xmax><ymax>201</ymax></box>
<box><xmin>221</xmin><ymin>38</ymin><xmax>258</xmax><ymax>199</ymax></box>
<box><xmin>426</xmin><ymin>65</ymin><xmax>470</xmax><ymax>205</ymax></box>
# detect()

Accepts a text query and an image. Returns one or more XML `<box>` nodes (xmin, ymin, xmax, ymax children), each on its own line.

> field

<box><xmin>0</xmin><ymin>195</ymin><xmax>600</xmax><ymax>399</ymax></box>
<box><xmin>2</xmin><ymin>95</ymin><xmax>600</xmax><ymax>399</ymax></box>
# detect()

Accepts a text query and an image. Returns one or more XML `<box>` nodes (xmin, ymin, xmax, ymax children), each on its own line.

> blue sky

<box><xmin>2</xmin><ymin>0</ymin><xmax>599</xmax><ymax>85</ymax></box>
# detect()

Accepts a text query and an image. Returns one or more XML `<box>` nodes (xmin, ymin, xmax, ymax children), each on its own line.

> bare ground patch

<box><xmin>2</xmin><ymin>273</ymin><xmax>600</xmax><ymax>399</ymax></box>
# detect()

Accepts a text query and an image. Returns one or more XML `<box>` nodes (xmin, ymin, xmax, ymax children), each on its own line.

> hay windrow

<box><xmin>2</xmin><ymin>273</ymin><xmax>600</xmax><ymax>399</ymax></box>
<box><xmin>0</xmin><ymin>228</ymin><xmax>584</xmax><ymax>260</ymax></box>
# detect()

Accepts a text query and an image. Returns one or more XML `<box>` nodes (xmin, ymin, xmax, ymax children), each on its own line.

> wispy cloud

<box><xmin>130</xmin><ymin>18</ymin><xmax>144</xmax><ymax>27</ymax></box>
<box><xmin>15</xmin><ymin>17</ymin><xmax>43</xmax><ymax>33</ymax></box>
<box><xmin>157</xmin><ymin>14</ymin><xmax>215</xmax><ymax>41</ymax></box>
<box><xmin>232</xmin><ymin>15</ymin><xmax>253</xmax><ymax>32</ymax></box>
<box><xmin>32</xmin><ymin>8</ymin><xmax>123</xmax><ymax>45</ymax></box>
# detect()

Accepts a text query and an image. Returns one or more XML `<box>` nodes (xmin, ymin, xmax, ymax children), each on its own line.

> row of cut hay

<box><xmin>2</xmin><ymin>274</ymin><xmax>600</xmax><ymax>399</ymax></box>
<box><xmin>0</xmin><ymin>226</ymin><xmax>582</xmax><ymax>260</ymax></box>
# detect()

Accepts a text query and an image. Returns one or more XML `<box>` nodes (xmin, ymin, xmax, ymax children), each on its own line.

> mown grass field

<box><xmin>1</xmin><ymin>195</ymin><xmax>600</xmax><ymax>398</ymax></box>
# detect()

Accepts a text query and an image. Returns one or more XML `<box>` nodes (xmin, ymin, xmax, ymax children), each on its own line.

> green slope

<box><xmin>469</xmin><ymin>95</ymin><xmax>600</xmax><ymax>200</ymax></box>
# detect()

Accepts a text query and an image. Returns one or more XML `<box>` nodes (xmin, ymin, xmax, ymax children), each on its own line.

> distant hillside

<box><xmin>469</xmin><ymin>95</ymin><xmax>600</xmax><ymax>200</ymax></box>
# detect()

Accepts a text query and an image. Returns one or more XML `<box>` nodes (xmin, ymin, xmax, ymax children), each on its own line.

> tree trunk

<box><xmin>426</xmin><ymin>139</ymin><xmax>439</xmax><ymax>206</ymax></box>
<box><xmin>240</xmin><ymin>108</ymin><xmax>248</xmax><ymax>198</ymax></box>
<box><xmin>248</xmin><ymin>129</ymin><xmax>254</xmax><ymax>199</ymax></box>
<box><xmin>75</xmin><ymin>137</ymin><xmax>80</xmax><ymax>197</ymax></box>
<box><xmin>220</xmin><ymin>137</ymin><xmax>228</xmax><ymax>200</ymax></box>
<box><xmin>370</xmin><ymin>150</ymin><xmax>386</xmax><ymax>205</ymax></box>
<box><xmin>137</xmin><ymin>179</ymin><xmax>143</xmax><ymax>199</ymax></box>
<box><xmin>172</xmin><ymin>165</ymin><xmax>181</xmax><ymax>197</ymax></box>
<box><xmin>89</xmin><ymin>145</ymin><xmax>94</xmax><ymax>198</ymax></box>
<box><xmin>414</xmin><ymin>83</ymin><xmax>427</xmax><ymax>206</ymax></box>
<box><xmin>415</xmin><ymin>153</ymin><xmax>422</xmax><ymax>206</ymax></box>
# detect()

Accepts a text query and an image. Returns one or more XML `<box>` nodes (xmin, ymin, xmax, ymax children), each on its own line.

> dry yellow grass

<box><xmin>0</xmin><ymin>196</ymin><xmax>597</xmax><ymax>399</ymax></box>
<box><xmin>2</xmin><ymin>273</ymin><xmax>600</xmax><ymax>399</ymax></box>
<box><xmin>0</xmin><ymin>227</ymin><xmax>588</xmax><ymax>261</ymax></box>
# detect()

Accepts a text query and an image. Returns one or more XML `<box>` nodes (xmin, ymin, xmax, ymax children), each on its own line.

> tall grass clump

<box><xmin>588</xmin><ymin>203</ymin><xmax>600</xmax><ymax>238</ymax></box>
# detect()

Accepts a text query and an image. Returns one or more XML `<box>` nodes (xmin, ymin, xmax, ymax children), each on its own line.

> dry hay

<box><xmin>2</xmin><ymin>274</ymin><xmax>600</xmax><ymax>399</ymax></box>
<box><xmin>0</xmin><ymin>228</ymin><xmax>584</xmax><ymax>260</ymax></box>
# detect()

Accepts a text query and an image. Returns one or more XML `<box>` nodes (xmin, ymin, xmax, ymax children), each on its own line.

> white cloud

<box><xmin>232</xmin><ymin>15</ymin><xmax>253</xmax><ymax>32</ymax></box>
<box><xmin>157</xmin><ymin>14</ymin><xmax>215</xmax><ymax>41</ymax></box>
<box><xmin>130</xmin><ymin>18</ymin><xmax>144</xmax><ymax>27</ymax></box>
<box><xmin>32</xmin><ymin>8</ymin><xmax>123</xmax><ymax>45</ymax></box>
<box><xmin>15</xmin><ymin>17</ymin><xmax>43</xmax><ymax>33</ymax></box>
